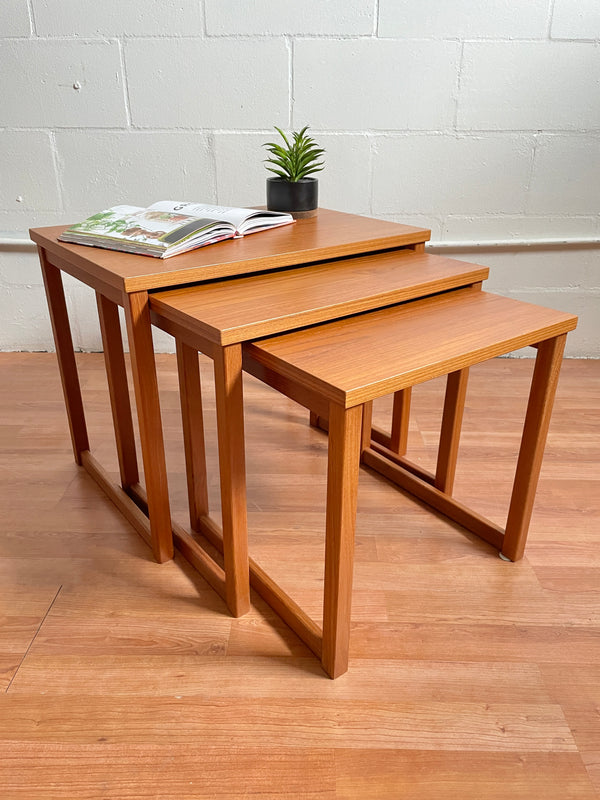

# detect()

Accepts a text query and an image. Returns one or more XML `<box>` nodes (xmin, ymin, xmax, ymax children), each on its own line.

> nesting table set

<box><xmin>31</xmin><ymin>210</ymin><xmax>577</xmax><ymax>678</ymax></box>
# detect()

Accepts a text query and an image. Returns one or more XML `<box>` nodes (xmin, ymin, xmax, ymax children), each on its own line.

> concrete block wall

<box><xmin>0</xmin><ymin>0</ymin><xmax>598</xmax><ymax>355</ymax></box>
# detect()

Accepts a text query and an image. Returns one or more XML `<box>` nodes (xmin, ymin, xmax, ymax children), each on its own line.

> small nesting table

<box><xmin>243</xmin><ymin>288</ymin><xmax>577</xmax><ymax>676</ymax></box>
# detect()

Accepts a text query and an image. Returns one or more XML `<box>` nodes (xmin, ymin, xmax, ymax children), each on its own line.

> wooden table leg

<box><xmin>389</xmin><ymin>388</ymin><xmax>412</xmax><ymax>455</ymax></box>
<box><xmin>322</xmin><ymin>403</ymin><xmax>362</xmax><ymax>679</ymax></box>
<box><xmin>435</xmin><ymin>368</ymin><xmax>469</xmax><ymax>494</ymax></box>
<box><xmin>123</xmin><ymin>291</ymin><xmax>174</xmax><ymax>564</ymax></box>
<box><xmin>176</xmin><ymin>340</ymin><xmax>209</xmax><ymax>532</ymax></box>
<box><xmin>96</xmin><ymin>293</ymin><xmax>139</xmax><ymax>490</ymax></box>
<box><xmin>361</xmin><ymin>402</ymin><xmax>373</xmax><ymax>452</ymax></box>
<box><xmin>39</xmin><ymin>248</ymin><xmax>89</xmax><ymax>464</ymax></box>
<box><xmin>214</xmin><ymin>344</ymin><xmax>250</xmax><ymax>617</ymax></box>
<box><xmin>501</xmin><ymin>334</ymin><xmax>567</xmax><ymax>562</ymax></box>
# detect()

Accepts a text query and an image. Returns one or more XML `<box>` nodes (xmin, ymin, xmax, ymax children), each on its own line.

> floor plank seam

<box><xmin>5</xmin><ymin>585</ymin><xmax>63</xmax><ymax>694</ymax></box>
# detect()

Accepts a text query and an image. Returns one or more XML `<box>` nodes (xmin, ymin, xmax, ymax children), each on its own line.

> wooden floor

<box><xmin>1</xmin><ymin>352</ymin><xmax>599</xmax><ymax>799</ymax></box>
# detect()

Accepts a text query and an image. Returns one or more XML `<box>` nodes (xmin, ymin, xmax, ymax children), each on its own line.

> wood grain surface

<box><xmin>1</xmin><ymin>353</ymin><xmax>598</xmax><ymax>799</ymax></box>
<box><xmin>246</xmin><ymin>288</ymin><xmax>578</xmax><ymax>407</ymax></box>
<box><xmin>30</xmin><ymin>209</ymin><xmax>430</xmax><ymax>293</ymax></box>
<box><xmin>150</xmin><ymin>250</ymin><xmax>487</xmax><ymax>345</ymax></box>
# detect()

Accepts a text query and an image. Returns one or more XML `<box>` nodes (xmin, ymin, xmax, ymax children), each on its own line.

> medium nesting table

<box><xmin>148</xmin><ymin>248</ymin><xmax>489</xmax><ymax>623</ymax></box>
<box><xmin>30</xmin><ymin>210</ymin><xmax>431</xmax><ymax>611</ymax></box>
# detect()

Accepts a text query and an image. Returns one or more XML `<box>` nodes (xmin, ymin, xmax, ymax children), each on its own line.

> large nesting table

<box><xmin>29</xmin><ymin>210</ymin><xmax>431</xmax><ymax>588</ymax></box>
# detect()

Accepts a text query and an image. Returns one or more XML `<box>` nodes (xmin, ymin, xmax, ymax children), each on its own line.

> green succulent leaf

<box><xmin>265</xmin><ymin>166</ymin><xmax>292</xmax><ymax>179</ymax></box>
<box><xmin>262</xmin><ymin>125</ymin><xmax>325</xmax><ymax>182</ymax></box>
<box><xmin>273</xmin><ymin>126</ymin><xmax>292</xmax><ymax>149</ymax></box>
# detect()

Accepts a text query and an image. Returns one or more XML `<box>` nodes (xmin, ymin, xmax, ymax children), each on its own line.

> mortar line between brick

<box><xmin>288</xmin><ymin>36</ymin><xmax>294</xmax><ymax>128</ymax></box>
<box><xmin>546</xmin><ymin>0</ymin><xmax>557</xmax><ymax>39</ymax></box>
<box><xmin>524</xmin><ymin>134</ymin><xmax>540</xmax><ymax>214</ymax></box>
<box><xmin>367</xmin><ymin>134</ymin><xmax>375</xmax><ymax>216</ymax></box>
<box><xmin>5</xmin><ymin>585</ymin><xmax>63</xmax><ymax>694</ymax></box>
<box><xmin>209</xmin><ymin>131</ymin><xmax>219</xmax><ymax>203</ymax></box>
<box><xmin>26</xmin><ymin>0</ymin><xmax>37</xmax><ymax>36</ymax></box>
<box><xmin>453</xmin><ymin>41</ymin><xmax>466</xmax><ymax>131</ymax></box>
<box><xmin>200</xmin><ymin>0</ymin><xmax>208</xmax><ymax>37</ymax></box>
<box><xmin>48</xmin><ymin>130</ymin><xmax>65</xmax><ymax>212</ymax></box>
<box><xmin>118</xmin><ymin>39</ymin><xmax>133</xmax><ymax>128</ymax></box>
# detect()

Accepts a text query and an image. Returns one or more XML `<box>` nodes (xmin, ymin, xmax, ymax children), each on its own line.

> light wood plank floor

<box><xmin>1</xmin><ymin>352</ymin><xmax>599</xmax><ymax>799</ymax></box>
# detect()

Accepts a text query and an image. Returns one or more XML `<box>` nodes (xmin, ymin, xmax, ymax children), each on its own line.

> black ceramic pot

<box><xmin>266</xmin><ymin>177</ymin><xmax>318</xmax><ymax>218</ymax></box>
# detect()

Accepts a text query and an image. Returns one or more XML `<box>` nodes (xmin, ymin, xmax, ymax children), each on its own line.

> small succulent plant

<box><xmin>263</xmin><ymin>126</ymin><xmax>325</xmax><ymax>182</ymax></box>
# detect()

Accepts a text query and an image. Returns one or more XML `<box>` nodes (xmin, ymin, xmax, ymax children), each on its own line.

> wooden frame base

<box><xmin>361</xmin><ymin>444</ymin><xmax>505</xmax><ymax>551</ymax></box>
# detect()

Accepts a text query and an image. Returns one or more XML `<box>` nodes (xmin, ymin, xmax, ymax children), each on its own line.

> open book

<box><xmin>58</xmin><ymin>201</ymin><xmax>295</xmax><ymax>258</ymax></box>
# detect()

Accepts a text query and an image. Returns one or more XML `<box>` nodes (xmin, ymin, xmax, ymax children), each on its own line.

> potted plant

<box><xmin>263</xmin><ymin>126</ymin><xmax>325</xmax><ymax>218</ymax></box>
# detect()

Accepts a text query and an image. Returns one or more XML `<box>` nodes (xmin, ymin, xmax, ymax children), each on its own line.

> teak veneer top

<box><xmin>245</xmin><ymin>289</ymin><xmax>578</xmax><ymax>408</ymax></box>
<box><xmin>150</xmin><ymin>250</ymin><xmax>489</xmax><ymax>346</ymax></box>
<box><xmin>29</xmin><ymin>209</ymin><xmax>431</xmax><ymax>294</ymax></box>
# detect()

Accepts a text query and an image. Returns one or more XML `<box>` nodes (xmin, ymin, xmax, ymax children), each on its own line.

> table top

<box><xmin>246</xmin><ymin>289</ymin><xmax>578</xmax><ymax>408</ymax></box>
<box><xmin>245</xmin><ymin>288</ymin><xmax>577</xmax><ymax>408</ymax></box>
<box><xmin>150</xmin><ymin>249</ymin><xmax>489</xmax><ymax>346</ymax></box>
<box><xmin>30</xmin><ymin>209</ymin><xmax>430</xmax><ymax>295</ymax></box>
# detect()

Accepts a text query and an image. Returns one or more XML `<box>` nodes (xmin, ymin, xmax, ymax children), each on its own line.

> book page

<box><xmin>148</xmin><ymin>200</ymin><xmax>291</xmax><ymax>232</ymax></box>
<box><xmin>148</xmin><ymin>201</ymin><xmax>260</xmax><ymax>229</ymax></box>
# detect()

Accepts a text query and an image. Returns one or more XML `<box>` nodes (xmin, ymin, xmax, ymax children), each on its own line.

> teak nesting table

<box><xmin>31</xmin><ymin>209</ymin><xmax>577</xmax><ymax>678</ymax></box>
<box><xmin>148</xmin><ymin>248</ymin><xmax>489</xmax><ymax>622</ymax></box>
<box><xmin>29</xmin><ymin>210</ymin><xmax>430</xmax><ymax>574</ymax></box>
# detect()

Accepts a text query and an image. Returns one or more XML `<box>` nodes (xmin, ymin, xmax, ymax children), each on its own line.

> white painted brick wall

<box><xmin>0</xmin><ymin>0</ymin><xmax>31</xmax><ymax>36</ymax></box>
<box><xmin>527</xmin><ymin>136</ymin><xmax>600</xmax><ymax>215</ymax></box>
<box><xmin>294</xmin><ymin>39</ymin><xmax>460</xmax><ymax>130</ymax></box>
<box><xmin>551</xmin><ymin>0</ymin><xmax>600</xmax><ymax>40</ymax></box>
<box><xmin>372</xmin><ymin>135</ymin><xmax>534</xmax><ymax>215</ymax></box>
<box><xmin>458</xmin><ymin>42</ymin><xmax>600</xmax><ymax>131</ymax></box>
<box><xmin>442</xmin><ymin>215</ymin><xmax>599</xmax><ymax>242</ymax></box>
<box><xmin>205</xmin><ymin>0</ymin><xmax>374</xmax><ymax>36</ymax></box>
<box><xmin>55</xmin><ymin>131</ymin><xmax>216</xmax><ymax>214</ymax></box>
<box><xmin>125</xmin><ymin>38</ymin><xmax>290</xmax><ymax>128</ymax></box>
<box><xmin>31</xmin><ymin>0</ymin><xmax>204</xmax><ymax>37</ymax></box>
<box><xmin>0</xmin><ymin>39</ymin><xmax>127</xmax><ymax>127</ymax></box>
<box><xmin>378</xmin><ymin>0</ymin><xmax>550</xmax><ymax>39</ymax></box>
<box><xmin>468</xmin><ymin>248</ymin><xmax>598</xmax><ymax>291</ymax></box>
<box><xmin>0</xmin><ymin>0</ymin><xmax>598</xmax><ymax>356</ymax></box>
<box><xmin>1</xmin><ymin>131</ymin><xmax>61</xmax><ymax>211</ymax></box>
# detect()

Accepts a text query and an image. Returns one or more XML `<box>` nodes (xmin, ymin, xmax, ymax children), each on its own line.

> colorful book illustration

<box><xmin>59</xmin><ymin>201</ymin><xmax>295</xmax><ymax>258</ymax></box>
